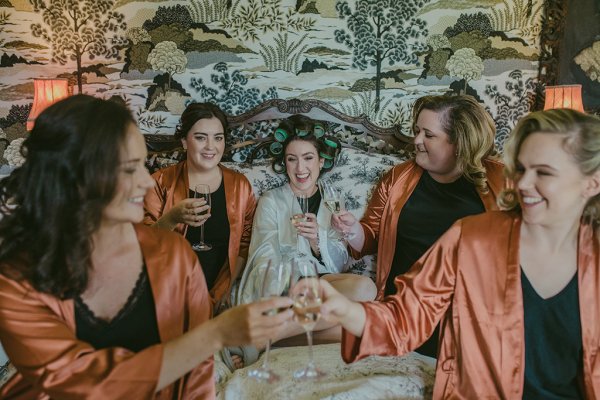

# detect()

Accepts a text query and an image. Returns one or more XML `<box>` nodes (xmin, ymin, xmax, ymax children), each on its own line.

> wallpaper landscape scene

<box><xmin>0</xmin><ymin>0</ymin><xmax>558</xmax><ymax>165</ymax></box>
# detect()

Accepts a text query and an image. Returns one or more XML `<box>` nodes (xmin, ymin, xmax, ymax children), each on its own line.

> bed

<box><xmin>1</xmin><ymin>99</ymin><xmax>434</xmax><ymax>399</ymax></box>
<box><xmin>145</xmin><ymin>99</ymin><xmax>432</xmax><ymax>399</ymax></box>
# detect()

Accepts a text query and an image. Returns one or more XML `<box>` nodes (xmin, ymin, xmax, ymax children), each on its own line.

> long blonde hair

<box><xmin>498</xmin><ymin>109</ymin><xmax>600</xmax><ymax>224</ymax></box>
<box><xmin>412</xmin><ymin>95</ymin><xmax>497</xmax><ymax>193</ymax></box>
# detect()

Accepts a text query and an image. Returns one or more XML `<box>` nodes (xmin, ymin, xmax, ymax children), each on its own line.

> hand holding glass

<box><xmin>192</xmin><ymin>184</ymin><xmax>211</xmax><ymax>251</ymax></box>
<box><xmin>318</xmin><ymin>179</ymin><xmax>349</xmax><ymax>238</ymax></box>
<box><xmin>248</xmin><ymin>260</ymin><xmax>290</xmax><ymax>383</ymax></box>
<box><xmin>289</xmin><ymin>258</ymin><xmax>326</xmax><ymax>380</ymax></box>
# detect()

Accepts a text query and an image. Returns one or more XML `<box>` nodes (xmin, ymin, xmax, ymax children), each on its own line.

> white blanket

<box><xmin>216</xmin><ymin>343</ymin><xmax>435</xmax><ymax>400</ymax></box>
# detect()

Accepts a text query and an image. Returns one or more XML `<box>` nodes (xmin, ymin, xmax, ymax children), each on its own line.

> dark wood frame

<box><xmin>145</xmin><ymin>98</ymin><xmax>414</xmax><ymax>154</ymax></box>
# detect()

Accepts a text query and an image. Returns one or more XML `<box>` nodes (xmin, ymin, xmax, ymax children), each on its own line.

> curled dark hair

<box><xmin>0</xmin><ymin>94</ymin><xmax>136</xmax><ymax>299</ymax></box>
<box><xmin>269</xmin><ymin>115</ymin><xmax>341</xmax><ymax>175</ymax></box>
<box><xmin>174</xmin><ymin>102</ymin><xmax>228</xmax><ymax>141</ymax></box>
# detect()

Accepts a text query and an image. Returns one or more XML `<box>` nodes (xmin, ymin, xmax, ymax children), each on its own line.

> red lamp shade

<box><xmin>543</xmin><ymin>84</ymin><xmax>584</xmax><ymax>112</ymax></box>
<box><xmin>26</xmin><ymin>78</ymin><xmax>70</xmax><ymax>131</ymax></box>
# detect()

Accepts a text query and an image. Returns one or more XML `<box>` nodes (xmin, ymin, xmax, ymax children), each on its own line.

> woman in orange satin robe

<box><xmin>321</xmin><ymin>109</ymin><xmax>600</xmax><ymax>398</ymax></box>
<box><xmin>333</xmin><ymin>95</ymin><xmax>505</xmax><ymax>301</ymax></box>
<box><xmin>332</xmin><ymin>95</ymin><xmax>505</xmax><ymax>358</ymax></box>
<box><xmin>144</xmin><ymin>103</ymin><xmax>256</xmax><ymax>305</ymax></box>
<box><xmin>0</xmin><ymin>95</ymin><xmax>292</xmax><ymax>399</ymax></box>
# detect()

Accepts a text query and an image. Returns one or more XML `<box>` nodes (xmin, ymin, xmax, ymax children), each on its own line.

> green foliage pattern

<box><xmin>189</xmin><ymin>62</ymin><xmax>279</xmax><ymax>114</ymax></box>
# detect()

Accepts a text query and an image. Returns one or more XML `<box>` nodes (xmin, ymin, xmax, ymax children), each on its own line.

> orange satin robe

<box><xmin>351</xmin><ymin>158</ymin><xmax>506</xmax><ymax>300</ymax></box>
<box><xmin>343</xmin><ymin>211</ymin><xmax>600</xmax><ymax>399</ymax></box>
<box><xmin>144</xmin><ymin>161</ymin><xmax>256</xmax><ymax>302</ymax></box>
<box><xmin>0</xmin><ymin>224</ymin><xmax>214</xmax><ymax>400</ymax></box>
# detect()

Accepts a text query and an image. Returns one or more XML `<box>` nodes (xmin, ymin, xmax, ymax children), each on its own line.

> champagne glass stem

<box><xmin>262</xmin><ymin>339</ymin><xmax>272</xmax><ymax>370</ymax></box>
<box><xmin>200</xmin><ymin>222</ymin><xmax>205</xmax><ymax>246</ymax></box>
<box><xmin>305</xmin><ymin>329</ymin><xmax>315</xmax><ymax>368</ymax></box>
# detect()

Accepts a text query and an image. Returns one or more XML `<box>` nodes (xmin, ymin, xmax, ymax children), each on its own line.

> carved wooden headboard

<box><xmin>226</xmin><ymin>98</ymin><xmax>413</xmax><ymax>152</ymax></box>
<box><xmin>144</xmin><ymin>98</ymin><xmax>414</xmax><ymax>172</ymax></box>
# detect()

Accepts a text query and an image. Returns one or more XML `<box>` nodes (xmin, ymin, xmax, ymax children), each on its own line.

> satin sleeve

<box><xmin>238</xmin><ymin>181</ymin><xmax>257</xmax><ymax>262</ymax></box>
<box><xmin>349</xmin><ymin>168</ymin><xmax>394</xmax><ymax>259</ymax></box>
<box><xmin>0</xmin><ymin>275</ymin><xmax>164</xmax><ymax>399</ymax></box>
<box><xmin>180</xmin><ymin>251</ymin><xmax>215</xmax><ymax>399</ymax></box>
<box><xmin>342</xmin><ymin>220</ymin><xmax>461</xmax><ymax>362</ymax></box>
<box><xmin>144</xmin><ymin>170</ymin><xmax>168</xmax><ymax>226</ymax></box>
<box><xmin>237</xmin><ymin>192</ymin><xmax>284</xmax><ymax>304</ymax></box>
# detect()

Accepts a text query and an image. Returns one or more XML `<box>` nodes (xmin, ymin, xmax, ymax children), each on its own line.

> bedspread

<box><xmin>215</xmin><ymin>343</ymin><xmax>435</xmax><ymax>400</ymax></box>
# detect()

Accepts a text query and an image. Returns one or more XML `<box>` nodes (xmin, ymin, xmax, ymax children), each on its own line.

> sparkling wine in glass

<box><xmin>289</xmin><ymin>258</ymin><xmax>326</xmax><ymax>380</ymax></box>
<box><xmin>192</xmin><ymin>184</ymin><xmax>211</xmax><ymax>251</ymax></box>
<box><xmin>248</xmin><ymin>259</ymin><xmax>291</xmax><ymax>383</ymax></box>
<box><xmin>291</xmin><ymin>193</ymin><xmax>309</xmax><ymax>257</ymax></box>
<box><xmin>318</xmin><ymin>179</ymin><xmax>348</xmax><ymax>238</ymax></box>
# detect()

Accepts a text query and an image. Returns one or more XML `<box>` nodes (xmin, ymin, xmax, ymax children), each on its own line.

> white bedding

<box><xmin>216</xmin><ymin>343</ymin><xmax>435</xmax><ymax>400</ymax></box>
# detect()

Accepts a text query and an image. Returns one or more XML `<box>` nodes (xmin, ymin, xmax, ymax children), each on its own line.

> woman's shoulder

<box><xmin>387</xmin><ymin>159</ymin><xmax>419</xmax><ymax>176</ymax></box>
<box><xmin>262</xmin><ymin>184</ymin><xmax>288</xmax><ymax>196</ymax></box>
<box><xmin>256</xmin><ymin>185</ymin><xmax>287</xmax><ymax>208</ymax></box>
<box><xmin>482</xmin><ymin>157</ymin><xmax>505</xmax><ymax>171</ymax></box>
<box><xmin>221</xmin><ymin>165</ymin><xmax>253</xmax><ymax>189</ymax></box>
<box><xmin>459</xmin><ymin>210</ymin><xmax>518</xmax><ymax>232</ymax></box>
<box><xmin>151</xmin><ymin>161</ymin><xmax>185</xmax><ymax>183</ymax></box>
<box><xmin>134</xmin><ymin>223</ymin><xmax>191</xmax><ymax>252</ymax></box>
<box><xmin>377</xmin><ymin>159</ymin><xmax>420</xmax><ymax>186</ymax></box>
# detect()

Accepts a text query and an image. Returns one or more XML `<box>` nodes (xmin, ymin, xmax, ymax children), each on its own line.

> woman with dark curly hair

<box><xmin>0</xmin><ymin>95</ymin><xmax>292</xmax><ymax>399</ymax></box>
<box><xmin>321</xmin><ymin>108</ymin><xmax>600</xmax><ymax>398</ymax></box>
<box><xmin>331</xmin><ymin>94</ymin><xmax>506</xmax><ymax>357</ymax></box>
<box><xmin>237</xmin><ymin>115</ymin><xmax>376</xmax><ymax>344</ymax></box>
<box><xmin>144</xmin><ymin>102</ymin><xmax>256</xmax><ymax>306</ymax></box>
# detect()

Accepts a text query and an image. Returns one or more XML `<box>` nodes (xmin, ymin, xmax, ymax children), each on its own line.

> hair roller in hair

<box><xmin>295</xmin><ymin>128</ymin><xmax>309</xmax><ymax>137</ymax></box>
<box><xmin>324</xmin><ymin>138</ymin><xmax>338</xmax><ymax>149</ymax></box>
<box><xmin>270</xmin><ymin>141</ymin><xmax>283</xmax><ymax>155</ymax></box>
<box><xmin>313</xmin><ymin>124</ymin><xmax>325</xmax><ymax>138</ymax></box>
<box><xmin>274</xmin><ymin>128</ymin><xmax>288</xmax><ymax>142</ymax></box>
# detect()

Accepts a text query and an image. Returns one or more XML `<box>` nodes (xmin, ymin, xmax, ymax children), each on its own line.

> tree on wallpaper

<box><xmin>334</xmin><ymin>0</ymin><xmax>430</xmax><ymax>112</ymax></box>
<box><xmin>219</xmin><ymin>0</ymin><xmax>315</xmax><ymax>42</ymax></box>
<box><xmin>147</xmin><ymin>41</ymin><xmax>187</xmax><ymax>90</ymax></box>
<box><xmin>0</xmin><ymin>10</ymin><xmax>9</xmax><ymax>48</ymax></box>
<box><xmin>29</xmin><ymin>0</ymin><xmax>128</xmax><ymax>93</ymax></box>
<box><xmin>190</xmin><ymin>62</ymin><xmax>278</xmax><ymax>115</ymax></box>
<box><xmin>484</xmin><ymin>69</ymin><xmax>536</xmax><ymax>151</ymax></box>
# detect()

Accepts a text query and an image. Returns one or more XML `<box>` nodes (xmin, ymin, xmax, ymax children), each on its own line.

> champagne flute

<box><xmin>248</xmin><ymin>259</ymin><xmax>290</xmax><ymax>383</ymax></box>
<box><xmin>318</xmin><ymin>178</ymin><xmax>348</xmax><ymax>239</ymax></box>
<box><xmin>291</xmin><ymin>193</ymin><xmax>308</xmax><ymax>257</ymax></box>
<box><xmin>192</xmin><ymin>184</ymin><xmax>211</xmax><ymax>251</ymax></box>
<box><xmin>289</xmin><ymin>258</ymin><xmax>326</xmax><ymax>380</ymax></box>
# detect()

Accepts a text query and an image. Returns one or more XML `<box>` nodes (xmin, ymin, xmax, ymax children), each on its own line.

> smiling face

<box><xmin>182</xmin><ymin>116</ymin><xmax>225</xmax><ymax>173</ymax></box>
<box><xmin>284</xmin><ymin>139</ymin><xmax>324</xmax><ymax>196</ymax></box>
<box><xmin>413</xmin><ymin>109</ymin><xmax>461</xmax><ymax>183</ymax></box>
<box><xmin>102</xmin><ymin>124</ymin><xmax>155</xmax><ymax>225</ymax></box>
<box><xmin>515</xmin><ymin>132</ymin><xmax>595</xmax><ymax>228</ymax></box>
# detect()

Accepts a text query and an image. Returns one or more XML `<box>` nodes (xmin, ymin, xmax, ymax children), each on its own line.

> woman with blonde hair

<box><xmin>332</xmin><ymin>94</ymin><xmax>505</xmax><ymax>357</ymax></box>
<box><xmin>321</xmin><ymin>108</ymin><xmax>600</xmax><ymax>398</ymax></box>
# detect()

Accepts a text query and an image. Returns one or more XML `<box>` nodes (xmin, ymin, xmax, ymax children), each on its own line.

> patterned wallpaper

<box><xmin>0</xmin><ymin>0</ymin><xmax>547</xmax><ymax>166</ymax></box>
